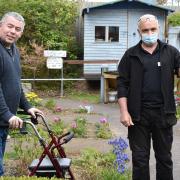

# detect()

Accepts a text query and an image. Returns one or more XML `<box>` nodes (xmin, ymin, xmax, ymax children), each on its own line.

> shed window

<box><xmin>95</xmin><ymin>26</ymin><xmax>105</xmax><ymax>42</ymax></box>
<box><xmin>109</xmin><ymin>26</ymin><xmax>119</xmax><ymax>42</ymax></box>
<box><xmin>95</xmin><ymin>26</ymin><xmax>119</xmax><ymax>43</ymax></box>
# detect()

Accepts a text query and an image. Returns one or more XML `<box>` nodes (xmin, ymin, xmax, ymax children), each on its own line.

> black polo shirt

<box><xmin>140</xmin><ymin>43</ymin><xmax>164</xmax><ymax>108</ymax></box>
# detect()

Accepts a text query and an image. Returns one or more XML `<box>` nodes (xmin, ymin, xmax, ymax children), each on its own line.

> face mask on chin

<box><xmin>141</xmin><ymin>33</ymin><xmax>158</xmax><ymax>46</ymax></box>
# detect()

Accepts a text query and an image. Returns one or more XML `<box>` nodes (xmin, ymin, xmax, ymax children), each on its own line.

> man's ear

<box><xmin>137</xmin><ymin>29</ymin><xmax>141</xmax><ymax>38</ymax></box>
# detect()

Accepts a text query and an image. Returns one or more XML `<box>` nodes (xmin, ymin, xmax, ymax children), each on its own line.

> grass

<box><xmin>67</xmin><ymin>91</ymin><xmax>100</xmax><ymax>104</ymax></box>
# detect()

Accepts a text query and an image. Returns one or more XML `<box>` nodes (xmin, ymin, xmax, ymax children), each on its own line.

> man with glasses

<box><xmin>0</xmin><ymin>12</ymin><xmax>43</xmax><ymax>176</ymax></box>
<box><xmin>117</xmin><ymin>14</ymin><xmax>180</xmax><ymax>180</ymax></box>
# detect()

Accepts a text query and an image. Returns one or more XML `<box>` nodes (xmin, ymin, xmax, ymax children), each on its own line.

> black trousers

<box><xmin>128</xmin><ymin>108</ymin><xmax>174</xmax><ymax>180</ymax></box>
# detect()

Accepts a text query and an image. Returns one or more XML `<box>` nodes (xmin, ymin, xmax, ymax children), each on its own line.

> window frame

<box><xmin>94</xmin><ymin>25</ymin><xmax>119</xmax><ymax>43</ymax></box>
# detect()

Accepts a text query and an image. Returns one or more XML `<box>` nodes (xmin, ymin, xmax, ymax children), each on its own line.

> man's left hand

<box><xmin>27</xmin><ymin>107</ymin><xmax>43</xmax><ymax>118</ymax></box>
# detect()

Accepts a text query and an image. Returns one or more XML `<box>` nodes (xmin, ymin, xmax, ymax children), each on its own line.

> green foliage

<box><xmin>100</xmin><ymin>169</ymin><xmax>132</xmax><ymax>180</ymax></box>
<box><xmin>95</xmin><ymin>122</ymin><xmax>112</xmax><ymax>139</ymax></box>
<box><xmin>168</xmin><ymin>12</ymin><xmax>180</xmax><ymax>26</ymax></box>
<box><xmin>68</xmin><ymin>91</ymin><xmax>100</xmax><ymax>104</ymax></box>
<box><xmin>75</xmin><ymin>106</ymin><xmax>88</xmax><ymax>113</ymax></box>
<box><xmin>0</xmin><ymin>177</ymin><xmax>61</xmax><ymax>180</ymax></box>
<box><xmin>25</xmin><ymin>92</ymin><xmax>42</xmax><ymax>106</ymax></box>
<box><xmin>0</xmin><ymin>0</ymin><xmax>79</xmax><ymax>58</ymax></box>
<box><xmin>0</xmin><ymin>0</ymin><xmax>82</xmax><ymax>85</ymax></box>
<box><xmin>44</xmin><ymin>99</ymin><xmax>56</xmax><ymax>110</ymax></box>
<box><xmin>74</xmin><ymin>148</ymin><xmax>131</xmax><ymax>180</ymax></box>
<box><xmin>70</xmin><ymin>117</ymin><xmax>87</xmax><ymax>137</ymax></box>
<box><xmin>5</xmin><ymin>135</ymin><xmax>42</xmax><ymax>176</ymax></box>
<box><xmin>50</xmin><ymin>119</ymin><xmax>65</xmax><ymax>136</ymax></box>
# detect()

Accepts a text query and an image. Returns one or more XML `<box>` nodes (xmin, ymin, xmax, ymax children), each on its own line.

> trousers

<box><xmin>128</xmin><ymin>108</ymin><xmax>174</xmax><ymax>180</ymax></box>
<box><xmin>0</xmin><ymin>128</ymin><xmax>8</xmax><ymax>176</ymax></box>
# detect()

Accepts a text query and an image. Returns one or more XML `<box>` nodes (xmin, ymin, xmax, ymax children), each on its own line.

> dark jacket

<box><xmin>117</xmin><ymin>40</ymin><xmax>180</xmax><ymax>122</ymax></box>
<box><xmin>0</xmin><ymin>41</ymin><xmax>31</xmax><ymax>127</ymax></box>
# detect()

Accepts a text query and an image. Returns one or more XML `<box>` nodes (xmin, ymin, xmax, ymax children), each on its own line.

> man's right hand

<box><xmin>120</xmin><ymin>111</ymin><xmax>134</xmax><ymax>127</ymax></box>
<box><xmin>8</xmin><ymin>116</ymin><xmax>23</xmax><ymax>129</ymax></box>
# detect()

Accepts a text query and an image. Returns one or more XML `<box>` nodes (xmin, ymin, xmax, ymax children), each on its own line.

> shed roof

<box><xmin>82</xmin><ymin>0</ymin><xmax>174</xmax><ymax>15</ymax></box>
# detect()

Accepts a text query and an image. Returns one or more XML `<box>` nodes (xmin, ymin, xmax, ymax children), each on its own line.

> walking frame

<box><xmin>19</xmin><ymin>112</ymin><xmax>75</xmax><ymax>179</ymax></box>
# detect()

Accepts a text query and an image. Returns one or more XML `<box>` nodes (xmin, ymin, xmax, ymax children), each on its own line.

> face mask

<box><xmin>141</xmin><ymin>33</ymin><xmax>158</xmax><ymax>45</ymax></box>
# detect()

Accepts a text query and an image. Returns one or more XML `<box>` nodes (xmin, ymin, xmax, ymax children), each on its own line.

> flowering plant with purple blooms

<box><xmin>108</xmin><ymin>137</ymin><xmax>129</xmax><ymax>174</ymax></box>
<box><xmin>70</xmin><ymin>117</ymin><xmax>87</xmax><ymax>137</ymax></box>
<box><xmin>95</xmin><ymin>117</ymin><xmax>112</xmax><ymax>139</ymax></box>
<box><xmin>54</xmin><ymin>105</ymin><xmax>62</xmax><ymax>112</ymax></box>
<box><xmin>99</xmin><ymin>117</ymin><xmax>108</xmax><ymax>123</ymax></box>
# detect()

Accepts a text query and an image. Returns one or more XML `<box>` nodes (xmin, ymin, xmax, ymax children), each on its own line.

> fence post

<box><xmin>100</xmin><ymin>66</ymin><xmax>108</xmax><ymax>103</ymax></box>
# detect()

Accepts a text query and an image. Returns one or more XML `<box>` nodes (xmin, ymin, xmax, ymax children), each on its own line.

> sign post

<box><xmin>44</xmin><ymin>50</ymin><xmax>67</xmax><ymax>97</ymax></box>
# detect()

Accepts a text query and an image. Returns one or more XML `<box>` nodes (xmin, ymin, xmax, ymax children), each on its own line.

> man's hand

<box><xmin>27</xmin><ymin>107</ymin><xmax>43</xmax><ymax>118</ymax></box>
<box><xmin>9</xmin><ymin>116</ymin><xmax>23</xmax><ymax>129</ymax></box>
<box><xmin>120</xmin><ymin>111</ymin><xmax>134</xmax><ymax>127</ymax></box>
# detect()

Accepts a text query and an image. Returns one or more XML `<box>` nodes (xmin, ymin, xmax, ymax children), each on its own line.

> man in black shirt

<box><xmin>0</xmin><ymin>12</ymin><xmax>42</xmax><ymax>176</ymax></box>
<box><xmin>117</xmin><ymin>14</ymin><xmax>180</xmax><ymax>180</ymax></box>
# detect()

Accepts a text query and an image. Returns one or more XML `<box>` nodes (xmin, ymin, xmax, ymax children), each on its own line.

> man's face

<box><xmin>0</xmin><ymin>16</ymin><xmax>23</xmax><ymax>46</ymax></box>
<box><xmin>138</xmin><ymin>18</ymin><xmax>159</xmax><ymax>37</ymax></box>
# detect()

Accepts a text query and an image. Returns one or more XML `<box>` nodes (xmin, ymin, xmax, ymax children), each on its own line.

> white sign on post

<box><xmin>44</xmin><ymin>50</ymin><xmax>67</xmax><ymax>58</ymax></box>
<box><xmin>46</xmin><ymin>57</ymin><xmax>63</xmax><ymax>69</ymax></box>
<box><xmin>44</xmin><ymin>50</ymin><xmax>66</xmax><ymax>97</ymax></box>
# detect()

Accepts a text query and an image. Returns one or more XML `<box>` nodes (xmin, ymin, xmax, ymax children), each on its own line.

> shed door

<box><xmin>127</xmin><ymin>11</ymin><xmax>141</xmax><ymax>48</ymax></box>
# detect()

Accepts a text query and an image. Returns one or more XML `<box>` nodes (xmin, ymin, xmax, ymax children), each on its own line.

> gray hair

<box><xmin>0</xmin><ymin>12</ymin><xmax>25</xmax><ymax>31</ymax></box>
<box><xmin>138</xmin><ymin>14</ymin><xmax>159</xmax><ymax>30</ymax></box>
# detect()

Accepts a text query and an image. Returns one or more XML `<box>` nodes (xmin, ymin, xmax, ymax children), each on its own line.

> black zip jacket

<box><xmin>0</xmin><ymin>41</ymin><xmax>31</xmax><ymax>127</ymax></box>
<box><xmin>117</xmin><ymin>40</ymin><xmax>180</xmax><ymax>122</ymax></box>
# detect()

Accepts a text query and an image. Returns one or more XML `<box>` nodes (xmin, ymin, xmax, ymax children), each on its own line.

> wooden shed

<box><xmin>82</xmin><ymin>0</ymin><xmax>173</xmax><ymax>79</ymax></box>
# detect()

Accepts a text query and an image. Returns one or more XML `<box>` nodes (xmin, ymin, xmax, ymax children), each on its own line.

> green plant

<box><xmin>44</xmin><ymin>99</ymin><xmax>56</xmax><ymax>110</ymax></box>
<box><xmin>50</xmin><ymin>118</ymin><xmax>65</xmax><ymax>136</ymax></box>
<box><xmin>0</xmin><ymin>177</ymin><xmax>62</xmax><ymax>180</ymax></box>
<box><xmin>100</xmin><ymin>168</ymin><xmax>132</xmax><ymax>180</ymax></box>
<box><xmin>168</xmin><ymin>12</ymin><xmax>180</xmax><ymax>26</ymax></box>
<box><xmin>5</xmin><ymin>135</ymin><xmax>42</xmax><ymax>176</ymax></box>
<box><xmin>70</xmin><ymin>117</ymin><xmax>87</xmax><ymax>137</ymax></box>
<box><xmin>68</xmin><ymin>91</ymin><xmax>100</xmax><ymax>104</ymax></box>
<box><xmin>73</xmin><ymin>148</ymin><xmax>131</xmax><ymax>180</ymax></box>
<box><xmin>95</xmin><ymin>117</ymin><xmax>112</xmax><ymax>139</ymax></box>
<box><xmin>25</xmin><ymin>92</ymin><xmax>42</xmax><ymax>106</ymax></box>
<box><xmin>75</xmin><ymin>105</ymin><xmax>88</xmax><ymax>113</ymax></box>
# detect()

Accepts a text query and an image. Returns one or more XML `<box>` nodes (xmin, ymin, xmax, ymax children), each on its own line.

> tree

<box><xmin>168</xmin><ymin>12</ymin><xmax>180</xmax><ymax>26</ymax></box>
<box><xmin>0</xmin><ymin>0</ymin><xmax>79</xmax><ymax>59</ymax></box>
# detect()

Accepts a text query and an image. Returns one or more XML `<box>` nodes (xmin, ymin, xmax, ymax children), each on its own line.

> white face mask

<box><xmin>141</xmin><ymin>33</ymin><xmax>158</xmax><ymax>45</ymax></box>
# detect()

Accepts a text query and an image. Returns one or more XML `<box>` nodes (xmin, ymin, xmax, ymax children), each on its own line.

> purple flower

<box><xmin>53</xmin><ymin>117</ymin><xmax>61</xmax><ymax>123</ymax></box>
<box><xmin>108</xmin><ymin>137</ymin><xmax>129</xmax><ymax>174</ymax></box>
<box><xmin>55</xmin><ymin>106</ymin><xmax>62</xmax><ymax>112</ymax></box>
<box><xmin>71</xmin><ymin>121</ymin><xmax>77</xmax><ymax>129</ymax></box>
<box><xmin>100</xmin><ymin>117</ymin><xmax>107</xmax><ymax>124</ymax></box>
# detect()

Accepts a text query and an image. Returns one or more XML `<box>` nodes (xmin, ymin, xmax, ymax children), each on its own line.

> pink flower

<box><xmin>55</xmin><ymin>106</ymin><xmax>62</xmax><ymax>112</ymax></box>
<box><xmin>175</xmin><ymin>91</ymin><xmax>180</xmax><ymax>95</ymax></box>
<box><xmin>53</xmin><ymin>117</ymin><xmax>60</xmax><ymax>123</ymax></box>
<box><xmin>71</xmin><ymin>121</ymin><xmax>77</xmax><ymax>129</ymax></box>
<box><xmin>100</xmin><ymin>117</ymin><xmax>107</xmax><ymax>124</ymax></box>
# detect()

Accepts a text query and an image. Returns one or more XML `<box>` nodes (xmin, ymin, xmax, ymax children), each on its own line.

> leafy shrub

<box><xmin>74</xmin><ymin>148</ymin><xmax>131</xmax><ymax>180</ymax></box>
<box><xmin>0</xmin><ymin>0</ymin><xmax>79</xmax><ymax>58</ymax></box>
<box><xmin>0</xmin><ymin>177</ymin><xmax>62</xmax><ymax>180</ymax></box>
<box><xmin>168</xmin><ymin>12</ymin><xmax>180</xmax><ymax>26</ymax></box>
<box><xmin>70</xmin><ymin>117</ymin><xmax>87</xmax><ymax>137</ymax></box>
<box><xmin>95</xmin><ymin>117</ymin><xmax>112</xmax><ymax>139</ymax></box>
<box><xmin>44</xmin><ymin>99</ymin><xmax>56</xmax><ymax>110</ymax></box>
<box><xmin>25</xmin><ymin>92</ymin><xmax>42</xmax><ymax>106</ymax></box>
<box><xmin>50</xmin><ymin>117</ymin><xmax>65</xmax><ymax>136</ymax></box>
